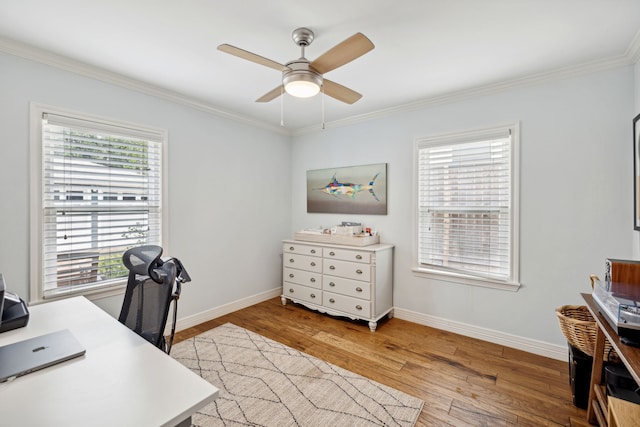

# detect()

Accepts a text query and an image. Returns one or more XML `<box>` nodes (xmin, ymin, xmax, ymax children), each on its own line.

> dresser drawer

<box><xmin>323</xmin><ymin>247</ymin><xmax>370</xmax><ymax>264</ymax></box>
<box><xmin>323</xmin><ymin>259</ymin><xmax>371</xmax><ymax>282</ymax></box>
<box><xmin>284</xmin><ymin>267</ymin><xmax>321</xmax><ymax>289</ymax></box>
<box><xmin>283</xmin><ymin>243</ymin><xmax>321</xmax><ymax>256</ymax></box>
<box><xmin>283</xmin><ymin>283</ymin><xmax>322</xmax><ymax>305</ymax></box>
<box><xmin>324</xmin><ymin>291</ymin><xmax>371</xmax><ymax>318</ymax></box>
<box><xmin>284</xmin><ymin>253</ymin><xmax>322</xmax><ymax>273</ymax></box>
<box><xmin>323</xmin><ymin>276</ymin><xmax>371</xmax><ymax>299</ymax></box>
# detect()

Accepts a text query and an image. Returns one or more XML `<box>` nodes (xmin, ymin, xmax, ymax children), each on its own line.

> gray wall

<box><xmin>290</xmin><ymin>66</ymin><xmax>636</xmax><ymax>348</ymax></box>
<box><xmin>1</xmin><ymin>48</ymin><xmax>638</xmax><ymax>355</ymax></box>
<box><xmin>0</xmin><ymin>52</ymin><xmax>292</xmax><ymax>317</ymax></box>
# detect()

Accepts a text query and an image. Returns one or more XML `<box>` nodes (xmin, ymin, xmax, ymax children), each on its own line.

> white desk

<box><xmin>0</xmin><ymin>296</ymin><xmax>218</xmax><ymax>426</ymax></box>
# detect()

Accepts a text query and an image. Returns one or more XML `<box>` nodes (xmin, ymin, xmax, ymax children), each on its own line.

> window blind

<box><xmin>41</xmin><ymin>113</ymin><xmax>163</xmax><ymax>298</ymax></box>
<box><xmin>417</xmin><ymin>129</ymin><xmax>512</xmax><ymax>281</ymax></box>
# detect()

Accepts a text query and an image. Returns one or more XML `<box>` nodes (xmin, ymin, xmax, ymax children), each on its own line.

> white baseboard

<box><xmin>173</xmin><ymin>287</ymin><xmax>282</xmax><ymax>333</ymax></box>
<box><xmin>393</xmin><ymin>307</ymin><xmax>567</xmax><ymax>361</ymax></box>
<box><xmin>172</xmin><ymin>291</ymin><xmax>567</xmax><ymax>362</ymax></box>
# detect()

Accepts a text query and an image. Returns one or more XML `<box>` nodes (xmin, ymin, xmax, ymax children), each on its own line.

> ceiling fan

<box><xmin>217</xmin><ymin>28</ymin><xmax>374</xmax><ymax>104</ymax></box>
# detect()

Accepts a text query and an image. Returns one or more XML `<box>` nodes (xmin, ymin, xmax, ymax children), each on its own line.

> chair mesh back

<box><xmin>118</xmin><ymin>246</ymin><xmax>177</xmax><ymax>350</ymax></box>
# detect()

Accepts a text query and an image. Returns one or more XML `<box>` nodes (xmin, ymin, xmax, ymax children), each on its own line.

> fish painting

<box><xmin>307</xmin><ymin>163</ymin><xmax>387</xmax><ymax>215</ymax></box>
<box><xmin>316</xmin><ymin>173</ymin><xmax>381</xmax><ymax>201</ymax></box>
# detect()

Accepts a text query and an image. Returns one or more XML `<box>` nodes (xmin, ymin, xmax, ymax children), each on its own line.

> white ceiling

<box><xmin>1</xmin><ymin>0</ymin><xmax>640</xmax><ymax>131</ymax></box>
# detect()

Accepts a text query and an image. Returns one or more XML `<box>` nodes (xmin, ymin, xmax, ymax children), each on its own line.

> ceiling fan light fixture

<box><xmin>285</xmin><ymin>80</ymin><xmax>320</xmax><ymax>98</ymax></box>
<box><xmin>283</xmin><ymin>71</ymin><xmax>322</xmax><ymax>98</ymax></box>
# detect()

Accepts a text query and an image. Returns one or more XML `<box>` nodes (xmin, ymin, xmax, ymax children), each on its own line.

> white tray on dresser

<box><xmin>293</xmin><ymin>232</ymin><xmax>380</xmax><ymax>246</ymax></box>
<box><xmin>281</xmin><ymin>239</ymin><xmax>394</xmax><ymax>332</ymax></box>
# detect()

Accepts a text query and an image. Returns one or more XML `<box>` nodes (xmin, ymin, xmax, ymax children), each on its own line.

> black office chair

<box><xmin>118</xmin><ymin>245</ymin><xmax>191</xmax><ymax>354</ymax></box>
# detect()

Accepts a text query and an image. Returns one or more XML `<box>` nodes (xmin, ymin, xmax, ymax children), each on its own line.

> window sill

<box><xmin>31</xmin><ymin>280</ymin><xmax>127</xmax><ymax>305</ymax></box>
<box><xmin>412</xmin><ymin>267</ymin><xmax>521</xmax><ymax>292</ymax></box>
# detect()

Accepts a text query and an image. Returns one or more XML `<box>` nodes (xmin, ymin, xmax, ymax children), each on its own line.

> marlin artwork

<box><xmin>306</xmin><ymin>163</ymin><xmax>387</xmax><ymax>215</ymax></box>
<box><xmin>316</xmin><ymin>173</ymin><xmax>381</xmax><ymax>201</ymax></box>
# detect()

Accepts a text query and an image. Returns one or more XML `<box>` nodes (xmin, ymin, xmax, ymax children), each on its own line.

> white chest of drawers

<box><xmin>281</xmin><ymin>239</ymin><xmax>394</xmax><ymax>332</ymax></box>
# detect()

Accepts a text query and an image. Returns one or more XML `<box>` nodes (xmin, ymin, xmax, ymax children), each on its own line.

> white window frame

<box><xmin>413</xmin><ymin>123</ymin><xmax>520</xmax><ymax>291</ymax></box>
<box><xmin>29</xmin><ymin>103</ymin><xmax>169</xmax><ymax>304</ymax></box>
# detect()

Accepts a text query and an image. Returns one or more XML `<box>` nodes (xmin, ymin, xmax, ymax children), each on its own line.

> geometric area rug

<box><xmin>171</xmin><ymin>323</ymin><xmax>424</xmax><ymax>426</ymax></box>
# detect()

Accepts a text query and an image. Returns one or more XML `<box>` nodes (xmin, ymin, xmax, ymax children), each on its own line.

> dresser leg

<box><xmin>368</xmin><ymin>321</ymin><xmax>377</xmax><ymax>332</ymax></box>
<box><xmin>281</xmin><ymin>296</ymin><xmax>287</xmax><ymax>305</ymax></box>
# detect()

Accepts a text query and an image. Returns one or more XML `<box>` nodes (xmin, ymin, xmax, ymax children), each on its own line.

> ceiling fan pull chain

<box><xmin>321</xmin><ymin>86</ymin><xmax>325</xmax><ymax>130</ymax></box>
<box><xmin>280</xmin><ymin>86</ymin><xmax>284</xmax><ymax>127</ymax></box>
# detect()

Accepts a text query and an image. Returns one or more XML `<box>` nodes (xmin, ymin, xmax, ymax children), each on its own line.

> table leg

<box><xmin>587</xmin><ymin>325</ymin><xmax>606</xmax><ymax>424</ymax></box>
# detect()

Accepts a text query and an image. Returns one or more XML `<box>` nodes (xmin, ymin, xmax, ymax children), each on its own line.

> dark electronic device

<box><xmin>568</xmin><ymin>344</ymin><xmax>592</xmax><ymax>409</ymax></box>
<box><xmin>0</xmin><ymin>274</ymin><xmax>30</xmax><ymax>333</ymax></box>
<box><xmin>605</xmin><ymin>364</ymin><xmax>640</xmax><ymax>404</ymax></box>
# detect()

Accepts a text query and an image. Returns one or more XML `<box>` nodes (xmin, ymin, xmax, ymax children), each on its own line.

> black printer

<box><xmin>0</xmin><ymin>274</ymin><xmax>29</xmax><ymax>333</ymax></box>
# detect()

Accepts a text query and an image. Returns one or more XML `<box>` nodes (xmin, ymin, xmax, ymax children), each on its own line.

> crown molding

<box><xmin>293</xmin><ymin>52</ymin><xmax>635</xmax><ymax>136</ymax></box>
<box><xmin>626</xmin><ymin>28</ymin><xmax>640</xmax><ymax>63</ymax></box>
<box><xmin>0</xmin><ymin>36</ymin><xmax>289</xmax><ymax>136</ymax></box>
<box><xmin>2</xmin><ymin>35</ymin><xmax>637</xmax><ymax>138</ymax></box>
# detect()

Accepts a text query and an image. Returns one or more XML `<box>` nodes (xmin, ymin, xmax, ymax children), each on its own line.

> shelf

<box><xmin>608</xmin><ymin>396</ymin><xmax>640</xmax><ymax>427</ymax></box>
<box><xmin>593</xmin><ymin>384</ymin><xmax>607</xmax><ymax>427</ymax></box>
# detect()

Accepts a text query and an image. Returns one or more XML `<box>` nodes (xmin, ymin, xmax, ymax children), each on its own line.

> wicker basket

<box><xmin>556</xmin><ymin>304</ymin><xmax>616</xmax><ymax>361</ymax></box>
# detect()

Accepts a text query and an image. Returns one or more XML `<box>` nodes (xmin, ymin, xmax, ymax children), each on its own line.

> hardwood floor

<box><xmin>174</xmin><ymin>297</ymin><xmax>588</xmax><ymax>426</ymax></box>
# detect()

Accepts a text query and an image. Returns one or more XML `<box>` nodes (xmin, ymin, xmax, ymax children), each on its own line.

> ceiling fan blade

<box><xmin>217</xmin><ymin>44</ymin><xmax>289</xmax><ymax>72</ymax></box>
<box><xmin>310</xmin><ymin>33</ymin><xmax>374</xmax><ymax>74</ymax></box>
<box><xmin>322</xmin><ymin>79</ymin><xmax>362</xmax><ymax>104</ymax></box>
<box><xmin>256</xmin><ymin>85</ymin><xmax>284</xmax><ymax>103</ymax></box>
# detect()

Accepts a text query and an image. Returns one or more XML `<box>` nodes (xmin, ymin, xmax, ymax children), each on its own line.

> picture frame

<box><xmin>634</xmin><ymin>113</ymin><xmax>640</xmax><ymax>230</ymax></box>
<box><xmin>307</xmin><ymin>163</ymin><xmax>387</xmax><ymax>215</ymax></box>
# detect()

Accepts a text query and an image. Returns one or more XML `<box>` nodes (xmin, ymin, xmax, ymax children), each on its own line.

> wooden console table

<box><xmin>582</xmin><ymin>293</ymin><xmax>640</xmax><ymax>426</ymax></box>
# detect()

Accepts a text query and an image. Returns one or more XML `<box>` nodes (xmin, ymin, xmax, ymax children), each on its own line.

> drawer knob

<box><xmin>356</xmin><ymin>255</ymin><xmax>362</xmax><ymax>260</ymax></box>
<box><xmin>290</xmin><ymin>246</ymin><xmax>294</xmax><ymax>251</ymax></box>
<box><xmin>356</xmin><ymin>287</ymin><xmax>362</xmax><ymax>292</ymax></box>
<box><xmin>329</xmin><ymin>265</ymin><xmax>335</xmax><ymax>270</ymax></box>
<box><xmin>311</xmin><ymin>293</ymin><xmax>316</xmax><ymax>299</ymax></box>
<box><xmin>311</xmin><ymin>262</ymin><xmax>316</xmax><ymax>267</ymax></box>
<box><xmin>310</xmin><ymin>278</ymin><xmax>316</xmax><ymax>283</ymax></box>
<box><xmin>289</xmin><ymin>288</ymin><xmax>294</xmax><ymax>293</ymax></box>
<box><xmin>329</xmin><ymin>282</ymin><xmax>335</xmax><ymax>287</ymax></box>
<box><xmin>356</xmin><ymin>305</ymin><xmax>363</xmax><ymax>310</ymax></box>
<box><xmin>289</xmin><ymin>273</ymin><xmax>294</xmax><ymax>278</ymax></box>
<box><xmin>356</xmin><ymin>269</ymin><xmax>363</xmax><ymax>275</ymax></box>
<box><xmin>289</xmin><ymin>258</ymin><xmax>294</xmax><ymax>263</ymax></box>
<box><xmin>329</xmin><ymin>251</ymin><xmax>335</xmax><ymax>256</ymax></box>
<box><xmin>311</xmin><ymin>249</ymin><xmax>316</xmax><ymax>254</ymax></box>
<box><xmin>329</xmin><ymin>298</ymin><xmax>335</xmax><ymax>303</ymax></box>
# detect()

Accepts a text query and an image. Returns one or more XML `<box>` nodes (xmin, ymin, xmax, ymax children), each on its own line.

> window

<box><xmin>414</xmin><ymin>124</ymin><xmax>520</xmax><ymax>290</ymax></box>
<box><xmin>30</xmin><ymin>104</ymin><xmax>167</xmax><ymax>302</ymax></box>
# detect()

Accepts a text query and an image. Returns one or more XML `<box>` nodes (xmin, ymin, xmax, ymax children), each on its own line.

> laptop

<box><xmin>0</xmin><ymin>329</ymin><xmax>86</xmax><ymax>382</ymax></box>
